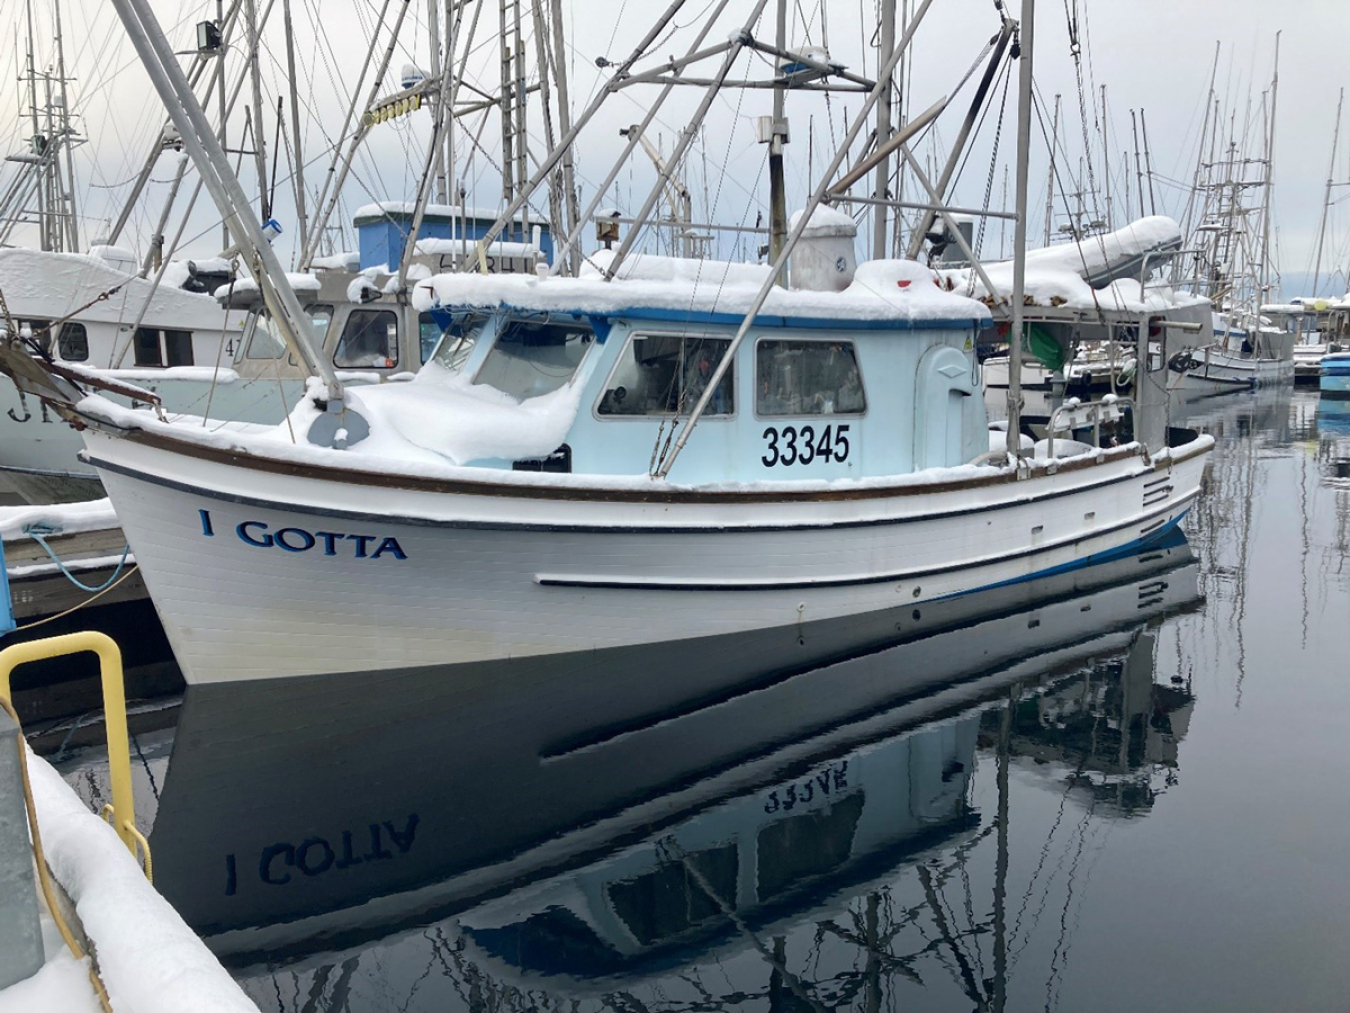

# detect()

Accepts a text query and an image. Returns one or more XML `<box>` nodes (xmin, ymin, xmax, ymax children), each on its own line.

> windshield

<box><xmin>473</xmin><ymin>316</ymin><xmax>594</xmax><ymax>399</ymax></box>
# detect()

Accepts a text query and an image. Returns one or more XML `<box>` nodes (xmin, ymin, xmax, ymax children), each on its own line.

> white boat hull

<box><xmin>1168</xmin><ymin>346</ymin><xmax>1294</xmax><ymax>398</ymax></box>
<box><xmin>81</xmin><ymin>425</ymin><xmax>1210</xmax><ymax>685</ymax></box>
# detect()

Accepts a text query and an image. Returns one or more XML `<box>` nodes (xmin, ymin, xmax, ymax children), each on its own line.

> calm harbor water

<box><xmin>47</xmin><ymin>388</ymin><xmax>1350</xmax><ymax>1012</ymax></box>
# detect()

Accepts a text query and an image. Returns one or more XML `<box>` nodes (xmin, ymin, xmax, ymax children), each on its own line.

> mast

<box><xmin>1042</xmin><ymin>93</ymin><xmax>1059</xmax><ymax>245</ymax></box>
<box><xmin>282</xmin><ymin>0</ymin><xmax>308</xmax><ymax>253</ymax></box>
<box><xmin>110</xmin><ymin>0</ymin><xmax>344</xmax><ymax>404</ymax></box>
<box><xmin>1005</xmin><ymin>0</ymin><xmax>1034</xmax><ymax>461</ymax></box>
<box><xmin>1258</xmin><ymin>33</ymin><xmax>1279</xmax><ymax>304</ymax></box>
<box><xmin>871</xmin><ymin>0</ymin><xmax>896</xmax><ymax>260</ymax></box>
<box><xmin>549</xmin><ymin>0</ymin><xmax>580</xmax><ymax>273</ymax></box>
<box><xmin>53</xmin><ymin>0</ymin><xmax>79</xmax><ymax>251</ymax></box>
<box><xmin>427</xmin><ymin>0</ymin><xmax>447</xmax><ymax>204</ymax></box>
<box><xmin>244</xmin><ymin>0</ymin><xmax>269</xmax><ymax>219</ymax></box>
<box><xmin>1311</xmin><ymin>89</ymin><xmax>1343</xmax><ymax>297</ymax></box>
<box><xmin>767</xmin><ymin>0</ymin><xmax>789</xmax><ymax>268</ymax></box>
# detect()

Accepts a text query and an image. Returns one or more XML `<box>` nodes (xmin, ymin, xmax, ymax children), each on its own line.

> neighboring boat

<box><xmin>1321</xmin><ymin>351</ymin><xmax>1350</xmax><ymax>397</ymax></box>
<box><xmin>0</xmin><ymin>246</ymin><xmax>244</xmax><ymax>501</ymax></box>
<box><xmin>24</xmin><ymin>0</ymin><xmax>1212</xmax><ymax>688</ymax></box>
<box><xmin>1166</xmin><ymin>313</ymin><xmax>1297</xmax><ymax>398</ymax></box>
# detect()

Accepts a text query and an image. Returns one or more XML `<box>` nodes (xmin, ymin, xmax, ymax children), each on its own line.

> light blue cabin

<box><xmin>426</xmin><ymin>287</ymin><xmax>992</xmax><ymax>484</ymax></box>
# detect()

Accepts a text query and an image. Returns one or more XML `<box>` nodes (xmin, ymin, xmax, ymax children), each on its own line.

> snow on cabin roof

<box><xmin>212</xmin><ymin>271</ymin><xmax>323</xmax><ymax>300</ymax></box>
<box><xmin>352</xmin><ymin>200</ymin><xmax>529</xmax><ymax>223</ymax></box>
<box><xmin>939</xmin><ymin>216</ymin><xmax>1205</xmax><ymax>316</ymax></box>
<box><xmin>0</xmin><ymin>247</ymin><xmax>229</xmax><ymax>328</ymax></box>
<box><xmin>412</xmin><ymin>251</ymin><xmax>991</xmax><ymax>327</ymax></box>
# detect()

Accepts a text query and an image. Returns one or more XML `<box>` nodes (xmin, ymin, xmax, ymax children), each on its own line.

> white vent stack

<box><xmin>788</xmin><ymin>204</ymin><xmax>857</xmax><ymax>292</ymax></box>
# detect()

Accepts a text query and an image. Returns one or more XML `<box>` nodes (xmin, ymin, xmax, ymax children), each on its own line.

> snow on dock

<box><xmin>0</xmin><ymin>746</ymin><xmax>258</xmax><ymax>1013</ymax></box>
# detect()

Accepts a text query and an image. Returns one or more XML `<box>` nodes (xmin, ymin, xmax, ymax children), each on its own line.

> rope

<box><xmin>13</xmin><ymin>567</ymin><xmax>141</xmax><ymax>633</ymax></box>
<box><xmin>0</xmin><ymin>696</ymin><xmax>114</xmax><ymax>1013</ymax></box>
<box><xmin>23</xmin><ymin>526</ymin><xmax>132</xmax><ymax>594</ymax></box>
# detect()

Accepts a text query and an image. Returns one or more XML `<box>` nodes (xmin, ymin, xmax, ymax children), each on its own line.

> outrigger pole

<box><xmin>108</xmin><ymin>0</ymin><xmax>345</xmax><ymax>406</ymax></box>
<box><xmin>656</xmin><ymin>0</ymin><xmax>1033</xmax><ymax>479</ymax></box>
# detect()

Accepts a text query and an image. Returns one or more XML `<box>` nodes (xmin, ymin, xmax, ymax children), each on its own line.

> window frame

<box><xmin>333</xmin><ymin>307</ymin><xmax>400</xmax><ymax>369</ymax></box>
<box><xmin>592</xmin><ymin>328</ymin><xmax>739</xmax><ymax>421</ymax></box>
<box><xmin>471</xmin><ymin>315</ymin><xmax>595</xmax><ymax>400</ymax></box>
<box><xmin>56</xmin><ymin>321</ymin><xmax>88</xmax><ymax>362</ymax></box>
<box><xmin>752</xmin><ymin>335</ymin><xmax>869</xmax><ymax>420</ymax></box>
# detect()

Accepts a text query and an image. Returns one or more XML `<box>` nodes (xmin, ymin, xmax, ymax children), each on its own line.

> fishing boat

<box><xmin>1321</xmin><ymin>351</ymin><xmax>1350</xmax><ymax>397</ymax></box>
<box><xmin>3</xmin><ymin>0</ymin><xmax>1213</xmax><ymax>687</ymax></box>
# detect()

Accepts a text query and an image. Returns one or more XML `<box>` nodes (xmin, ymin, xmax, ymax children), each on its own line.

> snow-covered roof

<box><xmin>941</xmin><ymin>216</ymin><xmax>1205</xmax><ymax>316</ymax></box>
<box><xmin>0</xmin><ymin>248</ymin><xmax>231</xmax><ymax>329</ymax></box>
<box><xmin>353</xmin><ymin>201</ymin><xmax>525</xmax><ymax>222</ymax></box>
<box><xmin>413</xmin><ymin>251</ymin><xmax>991</xmax><ymax>327</ymax></box>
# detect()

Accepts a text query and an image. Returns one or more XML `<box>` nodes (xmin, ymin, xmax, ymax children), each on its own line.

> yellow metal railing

<box><xmin>0</xmin><ymin>631</ymin><xmax>142</xmax><ymax>863</ymax></box>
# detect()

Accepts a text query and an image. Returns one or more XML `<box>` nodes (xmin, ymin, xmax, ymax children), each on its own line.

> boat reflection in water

<box><xmin>150</xmin><ymin>531</ymin><xmax>1201</xmax><ymax>1008</ymax></box>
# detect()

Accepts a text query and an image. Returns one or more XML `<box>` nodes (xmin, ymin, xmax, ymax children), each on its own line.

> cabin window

<box><xmin>756</xmin><ymin>339</ymin><xmax>865</xmax><ymax>416</ymax></box>
<box><xmin>474</xmin><ymin>317</ymin><xmax>593</xmax><ymax>399</ymax></box>
<box><xmin>334</xmin><ymin>309</ymin><xmax>399</xmax><ymax>368</ymax></box>
<box><xmin>245</xmin><ymin>311</ymin><xmax>286</xmax><ymax>359</ymax></box>
<box><xmin>243</xmin><ymin>307</ymin><xmax>328</xmax><ymax>363</ymax></box>
<box><xmin>57</xmin><ymin>322</ymin><xmax>88</xmax><ymax>361</ymax></box>
<box><xmin>418</xmin><ymin>313</ymin><xmax>443</xmax><ymax>364</ymax></box>
<box><xmin>429</xmin><ymin>312</ymin><xmax>487</xmax><ymax>373</ymax></box>
<box><xmin>165</xmin><ymin>329</ymin><xmax>194</xmax><ymax>366</ymax></box>
<box><xmin>597</xmin><ymin>333</ymin><xmax>735</xmax><ymax>416</ymax></box>
<box><xmin>133</xmin><ymin>327</ymin><xmax>163</xmax><ymax>366</ymax></box>
<box><xmin>604</xmin><ymin>843</ymin><xmax>739</xmax><ymax>946</ymax></box>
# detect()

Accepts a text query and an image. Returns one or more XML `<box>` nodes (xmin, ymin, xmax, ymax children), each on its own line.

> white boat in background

<box><xmin>1166</xmin><ymin>312</ymin><xmax>1296</xmax><ymax>398</ymax></box>
<box><xmin>5</xmin><ymin>0</ymin><xmax>1213</xmax><ymax>688</ymax></box>
<box><xmin>0</xmin><ymin>246</ymin><xmax>245</xmax><ymax>501</ymax></box>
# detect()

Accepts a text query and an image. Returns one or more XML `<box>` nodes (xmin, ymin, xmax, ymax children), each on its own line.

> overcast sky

<box><xmin>2</xmin><ymin>0</ymin><xmax>1347</xmax><ymax>295</ymax></box>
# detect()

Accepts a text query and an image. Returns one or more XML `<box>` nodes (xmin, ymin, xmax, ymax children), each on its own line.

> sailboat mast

<box><xmin>1258</xmin><ymin>32</ymin><xmax>1279</xmax><ymax>304</ymax></box>
<box><xmin>53</xmin><ymin>0</ymin><xmax>79</xmax><ymax>251</ymax></box>
<box><xmin>1311</xmin><ymin>89</ymin><xmax>1343</xmax><ymax>296</ymax></box>
<box><xmin>1005</xmin><ymin>0</ymin><xmax>1034</xmax><ymax>460</ymax></box>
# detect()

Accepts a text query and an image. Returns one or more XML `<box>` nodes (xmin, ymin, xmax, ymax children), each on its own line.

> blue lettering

<box><xmin>383</xmin><ymin>814</ymin><xmax>418</xmax><ymax>853</ymax></box>
<box><xmin>371</xmin><ymin>536</ymin><xmax>407</xmax><ymax>560</ymax></box>
<box><xmin>259</xmin><ymin>843</ymin><xmax>294</xmax><ymax>885</ymax></box>
<box><xmin>362</xmin><ymin>823</ymin><xmax>392</xmax><ymax>861</ymax></box>
<box><xmin>296</xmin><ymin>837</ymin><xmax>335</xmax><ymax>876</ymax></box>
<box><xmin>237</xmin><ymin>521</ymin><xmax>273</xmax><ymax>548</ymax></box>
<box><xmin>199</xmin><ymin>509</ymin><xmax>214</xmax><ymax>537</ymax></box>
<box><xmin>334</xmin><ymin>830</ymin><xmax>363</xmax><ymax>870</ymax></box>
<box><xmin>220</xmin><ymin>519</ymin><xmax>407</xmax><ymax>559</ymax></box>
<box><xmin>274</xmin><ymin>527</ymin><xmax>316</xmax><ymax>552</ymax></box>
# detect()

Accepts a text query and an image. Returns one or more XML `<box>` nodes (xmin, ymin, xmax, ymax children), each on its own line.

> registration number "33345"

<box><xmin>761</xmin><ymin>423</ymin><xmax>850</xmax><ymax>468</ymax></box>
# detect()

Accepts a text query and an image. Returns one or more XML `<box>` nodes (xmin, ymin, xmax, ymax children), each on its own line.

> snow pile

<box><xmin>414</xmin><ymin>250</ymin><xmax>990</xmax><ymax>325</ymax></box>
<box><xmin>0</xmin><ymin>249</ymin><xmax>225</xmax><ymax>328</ymax></box>
<box><xmin>16</xmin><ymin>751</ymin><xmax>260</xmax><ymax>1013</ymax></box>
<box><xmin>413</xmin><ymin>237</ymin><xmax>541</xmax><ymax>261</ymax></box>
<box><xmin>0</xmin><ymin>498</ymin><xmax>119</xmax><ymax>541</ymax></box>
<box><xmin>788</xmin><ymin>203</ymin><xmax>858</xmax><ymax>234</ymax></box>
<box><xmin>275</xmin><ymin>364</ymin><xmax>583</xmax><ymax>466</ymax></box>
<box><xmin>0</xmin><ymin>940</ymin><xmax>101</xmax><ymax>1013</ymax></box>
<box><xmin>353</xmin><ymin>200</ymin><xmax>516</xmax><ymax>222</ymax></box>
<box><xmin>212</xmin><ymin>271</ymin><xmax>321</xmax><ymax>301</ymax></box>
<box><xmin>942</xmin><ymin>216</ymin><xmax>1196</xmax><ymax>312</ymax></box>
<box><xmin>310</xmin><ymin>251</ymin><xmax>361</xmax><ymax>271</ymax></box>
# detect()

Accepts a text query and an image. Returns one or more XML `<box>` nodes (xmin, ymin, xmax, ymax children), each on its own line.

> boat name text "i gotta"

<box><xmin>197</xmin><ymin>509</ymin><xmax>408</xmax><ymax>560</ymax></box>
